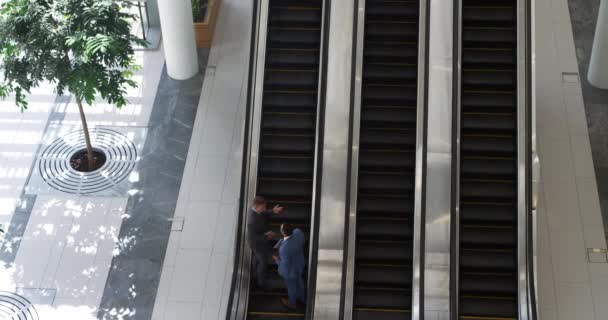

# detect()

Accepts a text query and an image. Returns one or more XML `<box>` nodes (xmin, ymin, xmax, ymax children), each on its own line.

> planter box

<box><xmin>194</xmin><ymin>0</ymin><xmax>221</xmax><ymax>48</ymax></box>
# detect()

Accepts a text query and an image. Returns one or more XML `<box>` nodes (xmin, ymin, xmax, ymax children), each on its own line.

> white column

<box><xmin>157</xmin><ymin>0</ymin><xmax>199</xmax><ymax>80</ymax></box>
<box><xmin>589</xmin><ymin>0</ymin><xmax>608</xmax><ymax>89</ymax></box>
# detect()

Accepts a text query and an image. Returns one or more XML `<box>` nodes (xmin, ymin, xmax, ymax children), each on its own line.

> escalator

<box><xmin>246</xmin><ymin>0</ymin><xmax>323</xmax><ymax>319</ymax></box>
<box><xmin>457</xmin><ymin>0</ymin><xmax>519</xmax><ymax>319</ymax></box>
<box><xmin>351</xmin><ymin>1</ymin><xmax>421</xmax><ymax>319</ymax></box>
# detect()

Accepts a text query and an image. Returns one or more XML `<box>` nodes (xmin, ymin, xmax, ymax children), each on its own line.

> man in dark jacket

<box><xmin>247</xmin><ymin>196</ymin><xmax>283</xmax><ymax>288</ymax></box>
<box><xmin>273</xmin><ymin>223</ymin><xmax>306</xmax><ymax>309</ymax></box>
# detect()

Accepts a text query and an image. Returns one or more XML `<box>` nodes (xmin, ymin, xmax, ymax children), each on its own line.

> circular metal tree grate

<box><xmin>38</xmin><ymin>128</ymin><xmax>138</xmax><ymax>195</ymax></box>
<box><xmin>0</xmin><ymin>291</ymin><xmax>39</xmax><ymax>320</ymax></box>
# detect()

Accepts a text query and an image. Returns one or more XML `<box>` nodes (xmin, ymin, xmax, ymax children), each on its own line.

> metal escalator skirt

<box><xmin>516</xmin><ymin>0</ymin><xmax>535</xmax><ymax>318</ymax></box>
<box><xmin>343</xmin><ymin>0</ymin><xmax>430</xmax><ymax>318</ymax></box>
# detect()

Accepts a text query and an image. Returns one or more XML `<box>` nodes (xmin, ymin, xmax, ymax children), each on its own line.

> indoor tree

<box><xmin>0</xmin><ymin>0</ymin><xmax>146</xmax><ymax>171</ymax></box>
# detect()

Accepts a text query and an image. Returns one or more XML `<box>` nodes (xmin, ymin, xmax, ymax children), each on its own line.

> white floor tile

<box><xmin>543</xmin><ymin>182</ymin><xmax>581</xmax><ymax>232</ymax></box>
<box><xmin>200</xmin><ymin>253</ymin><xmax>229</xmax><ymax>320</ymax></box>
<box><xmin>169</xmin><ymin>249</ymin><xmax>211</xmax><ymax>301</ymax></box>
<box><xmin>179</xmin><ymin>202</ymin><xmax>221</xmax><ymax>250</ymax></box>
<box><xmin>538</xmin><ymin>140</ymin><xmax>575</xmax><ymax>184</ymax></box>
<box><xmin>555</xmin><ymin>283</ymin><xmax>596</xmax><ymax>320</ymax></box>
<box><xmin>152</xmin><ymin>267</ymin><xmax>174</xmax><ymax>320</ymax></box>
<box><xmin>576</xmin><ymin>178</ymin><xmax>604</xmax><ymax>228</ymax></box>
<box><xmin>163</xmin><ymin>301</ymin><xmax>202</xmax><ymax>320</ymax></box>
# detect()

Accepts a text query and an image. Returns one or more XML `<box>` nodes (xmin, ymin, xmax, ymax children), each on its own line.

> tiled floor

<box><xmin>151</xmin><ymin>0</ymin><xmax>253</xmax><ymax>318</ymax></box>
<box><xmin>535</xmin><ymin>0</ymin><xmax>608</xmax><ymax>318</ymax></box>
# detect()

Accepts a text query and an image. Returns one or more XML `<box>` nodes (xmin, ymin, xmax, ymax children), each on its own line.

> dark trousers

<box><xmin>252</xmin><ymin>246</ymin><xmax>271</xmax><ymax>287</ymax></box>
<box><xmin>283</xmin><ymin>274</ymin><xmax>305</xmax><ymax>306</ymax></box>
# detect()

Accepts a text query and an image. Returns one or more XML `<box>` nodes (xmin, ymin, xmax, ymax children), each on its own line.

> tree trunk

<box><xmin>76</xmin><ymin>96</ymin><xmax>95</xmax><ymax>169</ymax></box>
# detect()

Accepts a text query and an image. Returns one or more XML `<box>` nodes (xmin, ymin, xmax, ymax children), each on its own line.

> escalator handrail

<box><xmin>225</xmin><ymin>0</ymin><xmax>269</xmax><ymax>318</ymax></box>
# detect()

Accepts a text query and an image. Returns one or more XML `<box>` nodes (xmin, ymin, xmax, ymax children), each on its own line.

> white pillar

<box><xmin>589</xmin><ymin>0</ymin><xmax>608</xmax><ymax>89</ymax></box>
<box><xmin>157</xmin><ymin>0</ymin><xmax>199</xmax><ymax>80</ymax></box>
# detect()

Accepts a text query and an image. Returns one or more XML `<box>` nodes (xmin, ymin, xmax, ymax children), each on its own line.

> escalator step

<box><xmin>364</xmin><ymin>85</ymin><xmax>417</xmax><ymax>106</ymax></box>
<box><xmin>462</xmin><ymin>91</ymin><xmax>515</xmax><ymax>111</ymax></box>
<box><xmin>265</xmin><ymin>70</ymin><xmax>318</xmax><ymax>91</ymax></box>
<box><xmin>364</xmin><ymin>64</ymin><xmax>417</xmax><ymax>84</ymax></box>
<box><xmin>460</xmin><ymin>202</ymin><xmax>515</xmax><ymax>223</ymax></box>
<box><xmin>461</xmin><ymin>135</ymin><xmax>515</xmax><ymax>156</ymax></box>
<box><xmin>460</xmin><ymin>249</ymin><xmax>516</xmax><ymax>271</ymax></box>
<box><xmin>361</xmin><ymin>107</ymin><xmax>417</xmax><ymax>127</ymax></box>
<box><xmin>354</xmin><ymin>288</ymin><xmax>411</xmax><ymax>310</ymax></box>
<box><xmin>353</xmin><ymin>309</ymin><xmax>411</xmax><ymax>320</ymax></box>
<box><xmin>269</xmin><ymin>6</ymin><xmax>321</xmax><ymax>28</ymax></box>
<box><xmin>360</xmin><ymin>128</ymin><xmax>416</xmax><ymax>149</ymax></box>
<box><xmin>367</xmin><ymin>1</ymin><xmax>418</xmax><ymax>19</ymax></box>
<box><xmin>463</xmin><ymin>6</ymin><xmax>515</xmax><ymax>25</ymax></box>
<box><xmin>263</xmin><ymin>91</ymin><xmax>317</xmax><ymax>111</ymax></box>
<box><xmin>460</xmin><ymin>225</ymin><xmax>516</xmax><ymax>247</ymax></box>
<box><xmin>247</xmin><ymin>293</ymin><xmax>305</xmax><ymax>318</ymax></box>
<box><xmin>263</xmin><ymin>112</ymin><xmax>316</xmax><ymax>131</ymax></box>
<box><xmin>356</xmin><ymin>264</ymin><xmax>412</xmax><ymax>288</ymax></box>
<box><xmin>364</xmin><ymin>44</ymin><xmax>417</xmax><ymax>64</ymax></box>
<box><xmin>359</xmin><ymin>172</ymin><xmax>415</xmax><ymax>194</ymax></box>
<box><xmin>259</xmin><ymin>157</ymin><xmax>314</xmax><ymax>177</ymax></box>
<box><xmin>461</xmin><ymin>113</ymin><xmax>516</xmax><ymax>133</ymax></box>
<box><xmin>260</xmin><ymin>134</ymin><xmax>315</xmax><ymax>154</ymax></box>
<box><xmin>257</xmin><ymin>179</ymin><xmax>313</xmax><ymax>199</ymax></box>
<box><xmin>463</xmin><ymin>48</ymin><xmax>515</xmax><ymax>67</ymax></box>
<box><xmin>463</xmin><ymin>70</ymin><xmax>516</xmax><ymax>89</ymax></box>
<box><xmin>357</xmin><ymin>219</ymin><xmax>413</xmax><ymax>240</ymax></box>
<box><xmin>365</xmin><ymin>22</ymin><xmax>418</xmax><ymax>42</ymax></box>
<box><xmin>360</xmin><ymin>150</ymin><xmax>415</xmax><ymax>171</ymax></box>
<box><xmin>463</xmin><ymin>28</ymin><xmax>516</xmax><ymax>47</ymax></box>
<box><xmin>461</xmin><ymin>157</ymin><xmax>515</xmax><ymax>178</ymax></box>
<box><xmin>357</xmin><ymin>196</ymin><xmax>414</xmax><ymax>218</ymax></box>
<box><xmin>267</xmin><ymin>28</ymin><xmax>321</xmax><ymax>49</ymax></box>
<box><xmin>356</xmin><ymin>240</ymin><xmax>413</xmax><ymax>262</ymax></box>
<box><xmin>460</xmin><ymin>179</ymin><xmax>515</xmax><ymax>200</ymax></box>
<box><xmin>460</xmin><ymin>296</ymin><xmax>518</xmax><ymax>319</ymax></box>
<box><xmin>267</xmin><ymin>202</ymin><xmax>311</xmax><ymax>223</ymax></box>
<box><xmin>460</xmin><ymin>273</ymin><xmax>517</xmax><ymax>296</ymax></box>
<box><xmin>266</xmin><ymin>49</ymin><xmax>320</xmax><ymax>69</ymax></box>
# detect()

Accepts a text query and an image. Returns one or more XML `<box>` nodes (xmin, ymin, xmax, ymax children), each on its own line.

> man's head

<box><xmin>252</xmin><ymin>196</ymin><xmax>267</xmax><ymax>212</ymax></box>
<box><xmin>280</xmin><ymin>223</ymin><xmax>294</xmax><ymax>238</ymax></box>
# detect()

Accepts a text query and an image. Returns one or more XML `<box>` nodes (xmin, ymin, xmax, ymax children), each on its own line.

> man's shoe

<box><xmin>280</xmin><ymin>297</ymin><xmax>296</xmax><ymax>310</ymax></box>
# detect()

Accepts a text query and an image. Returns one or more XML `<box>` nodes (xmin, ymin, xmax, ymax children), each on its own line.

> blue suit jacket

<box><xmin>277</xmin><ymin>229</ymin><xmax>306</xmax><ymax>279</ymax></box>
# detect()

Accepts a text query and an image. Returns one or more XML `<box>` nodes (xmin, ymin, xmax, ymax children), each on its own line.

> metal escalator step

<box><xmin>461</xmin><ymin>225</ymin><xmax>516</xmax><ymax>247</ymax></box>
<box><xmin>463</xmin><ymin>28</ymin><xmax>515</xmax><ymax>47</ymax></box>
<box><xmin>266</xmin><ymin>49</ymin><xmax>320</xmax><ymax>69</ymax></box>
<box><xmin>461</xmin><ymin>157</ymin><xmax>515</xmax><ymax>178</ymax></box>
<box><xmin>362</xmin><ymin>106</ymin><xmax>416</xmax><ymax>127</ymax></box>
<box><xmin>247</xmin><ymin>293</ymin><xmax>305</xmax><ymax>318</ymax></box>
<box><xmin>260</xmin><ymin>134</ymin><xmax>315</xmax><ymax>154</ymax></box>
<box><xmin>459</xmin><ymin>296</ymin><xmax>518</xmax><ymax>319</ymax></box>
<box><xmin>363</xmin><ymin>85</ymin><xmax>417</xmax><ymax>106</ymax></box>
<box><xmin>365</xmin><ymin>22</ymin><xmax>418</xmax><ymax>42</ymax></box>
<box><xmin>359</xmin><ymin>150</ymin><xmax>415</xmax><ymax>171</ymax></box>
<box><xmin>269</xmin><ymin>7</ymin><xmax>321</xmax><ymax>28</ymax></box>
<box><xmin>360</xmin><ymin>128</ymin><xmax>416</xmax><ymax>150</ymax></box>
<box><xmin>460</xmin><ymin>202</ymin><xmax>515</xmax><ymax>223</ymax></box>
<box><xmin>354</xmin><ymin>287</ymin><xmax>411</xmax><ymax>310</ymax></box>
<box><xmin>463</xmin><ymin>70</ymin><xmax>516</xmax><ymax>89</ymax></box>
<box><xmin>268</xmin><ymin>203</ymin><xmax>310</xmax><ymax>223</ymax></box>
<box><xmin>356</xmin><ymin>240</ymin><xmax>413</xmax><ymax>262</ymax></box>
<box><xmin>257</xmin><ymin>179</ymin><xmax>313</xmax><ymax>198</ymax></box>
<box><xmin>463</xmin><ymin>48</ymin><xmax>515</xmax><ymax>67</ymax></box>
<box><xmin>357</xmin><ymin>196</ymin><xmax>414</xmax><ymax>217</ymax></box>
<box><xmin>460</xmin><ymin>273</ymin><xmax>517</xmax><ymax>296</ymax></box>
<box><xmin>367</xmin><ymin>1</ymin><xmax>418</xmax><ymax>19</ymax></box>
<box><xmin>263</xmin><ymin>91</ymin><xmax>317</xmax><ymax>110</ymax></box>
<box><xmin>251</xmin><ymin>272</ymin><xmax>286</xmax><ymax>293</ymax></box>
<box><xmin>265</xmin><ymin>70</ymin><xmax>318</xmax><ymax>91</ymax></box>
<box><xmin>259</xmin><ymin>157</ymin><xmax>314</xmax><ymax>177</ymax></box>
<box><xmin>267</xmin><ymin>28</ymin><xmax>321</xmax><ymax>49</ymax></box>
<box><xmin>356</xmin><ymin>264</ymin><xmax>412</xmax><ymax>288</ymax></box>
<box><xmin>357</xmin><ymin>219</ymin><xmax>413</xmax><ymax>240</ymax></box>
<box><xmin>364</xmin><ymin>64</ymin><xmax>417</xmax><ymax>84</ymax></box>
<box><xmin>460</xmin><ymin>249</ymin><xmax>516</xmax><ymax>271</ymax></box>
<box><xmin>364</xmin><ymin>44</ymin><xmax>418</xmax><ymax>63</ymax></box>
<box><xmin>461</xmin><ymin>135</ymin><xmax>515</xmax><ymax>156</ymax></box>
<box><xmin>359</xmin><ymin>172</ymin><xmax>415</xmax><ymax>194</ymax></box>
<box><xmin>461</xmin><ymin>113</ymin><xmax>515</xmax><ymax>133</ymax></box>
<box><xmin>463</xmin><ymin>6</ymin><xmax>515</xmax><ymax>25</ymax></box>
<box><xmin>460</xmin><ymin>179</ymin><xmax>516</xmax><ymax>200</ymax></box>
<box><xmin>263</xmin><ymin>112</ymin><xmax>316</xmax><ymax>131</ymax></box>
<box><xmin>353</xmin><ymin>309</ymin><xmax>411</xmax><ymax>320</ymax></box>
<box><xmin>462</xmin><ymin>91</ymin><xmax>515</xmax><ymax>111</ymax></box>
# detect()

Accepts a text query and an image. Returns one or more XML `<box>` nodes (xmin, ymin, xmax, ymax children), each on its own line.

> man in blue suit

<box><xmin>273</xmin><ymin>223</ymin><xmax>306</xmax><ymax>309</ymax></box>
